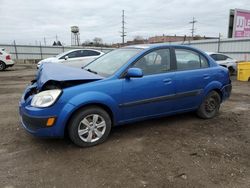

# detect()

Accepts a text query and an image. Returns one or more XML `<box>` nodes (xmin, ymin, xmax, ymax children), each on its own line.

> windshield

<box><xmin>84</xmin><ymin>48</ymin><xmax>142</xmax><ymax>77</ymax></box>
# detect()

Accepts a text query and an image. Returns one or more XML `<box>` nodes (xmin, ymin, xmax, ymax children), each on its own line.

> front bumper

<box><xmin>221</xmin><ymin>83</ymin><xmax>232</xmax><ymax>101</ymax></box>
<box><xmin>21</xmin><ymin>112</ymin><xmax>56</xmax><ymax>131</ymax></box>
<box><xmin>19</xmin><ymin>84</ymin><xmax>76</xmax><ymax>138</ymax></box>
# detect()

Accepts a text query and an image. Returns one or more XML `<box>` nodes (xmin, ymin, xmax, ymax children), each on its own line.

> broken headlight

<box><xmin>31</xmin><ymin>89</ymin><xmax>62</xmax><ymax>107</ymax></box>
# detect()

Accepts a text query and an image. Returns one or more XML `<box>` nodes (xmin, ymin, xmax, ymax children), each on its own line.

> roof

<box><xmin>124</xmin><ymin>43</ymin><xmax>195</xmax><ymax>50</ymax></box>
<box><xmin>205</xmin><ymin>52</ymin><xmax>225</xmax><ymax>55</ymax></box>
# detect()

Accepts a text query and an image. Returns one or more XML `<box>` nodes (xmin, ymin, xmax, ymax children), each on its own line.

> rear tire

<box><xmin>0</xmin><ymin>61</ymin><xmax>6</xmax><ymax>71</ymax></box>
<box><xmin>68</xmin><ymin>106</ymin><xmax>111</xmax><ymax>147</ymax></box>
<box><xmin>197</xmin><ymin>91</ymin><xmax>221</xmax><ymax>119</ymax></box>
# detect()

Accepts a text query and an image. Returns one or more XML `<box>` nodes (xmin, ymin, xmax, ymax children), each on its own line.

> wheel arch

<box><xmin>212</xmin><ymin>88</ymin><xmax>223</xmax><ymax>102</ymax></box>
<box><xmin>203</xmin><ymin>81</ymin><xmax>223</xmax><ymax>101</ymax></box>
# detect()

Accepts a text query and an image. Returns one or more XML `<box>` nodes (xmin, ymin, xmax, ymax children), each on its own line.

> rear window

<box><xmin>210</xmin><ymin>54</ymin><xmax>230</xmax><ymax>61</ymax></box>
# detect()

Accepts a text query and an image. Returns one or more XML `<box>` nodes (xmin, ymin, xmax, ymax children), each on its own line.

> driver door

<box><xmin>120</xmin><ymin>48</ymin><xmax>176</xmax><ymax>122</ymax></box>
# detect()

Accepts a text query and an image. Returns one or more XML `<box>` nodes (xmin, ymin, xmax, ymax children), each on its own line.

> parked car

<box><xmin>37</xmin><ymin>49</ymin><xmax>104</xmax><ymax>69</ymax></box>
<box><xmin>0</xmin><ymin>48</ymin><xmax>15</xmax><ymax>71</ymax></box>
<box><xmin>206</xmin><ymin>52</ymin><xmax>237</xmax><ymax>75</ymax></box>
<box><xmin>19</xmin><ymin>45</ymin><xmax>232</xmax><ymax>147</ymax></box>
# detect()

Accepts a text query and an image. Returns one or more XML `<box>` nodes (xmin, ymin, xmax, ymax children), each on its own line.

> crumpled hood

<box><xmin>36</xmin><ymin>63</ymin><xmax>104</xmax><ymax>90</ymax></box>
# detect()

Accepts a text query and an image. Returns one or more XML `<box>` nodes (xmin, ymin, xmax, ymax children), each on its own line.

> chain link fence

<box><xmin>1</xmin><ymin>37</ymin><xmax>250</xmax><ymax>62</ymax></box>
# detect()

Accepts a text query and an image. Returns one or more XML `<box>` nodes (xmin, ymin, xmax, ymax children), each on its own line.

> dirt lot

<box><xmin>0</xmin><ymin>64</ymin><xmax>250</xmax><ymax>188</ymax></box>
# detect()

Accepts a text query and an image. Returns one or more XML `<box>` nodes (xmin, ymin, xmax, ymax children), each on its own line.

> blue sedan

<box><xmin>19</xmin><ymin>44</ymin><xmax>232</xmax><ymax>147</ymax></box>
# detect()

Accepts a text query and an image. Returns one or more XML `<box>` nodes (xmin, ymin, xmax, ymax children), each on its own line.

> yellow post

<box><xmin>237</xmin><ymin>62</ymin><xmax>250</xmax><ymax>81</ymax></box>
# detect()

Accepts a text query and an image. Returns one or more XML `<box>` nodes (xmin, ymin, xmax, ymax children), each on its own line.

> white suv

<box><xmin>37</xmin><ymin>49</ymin><xmax>104</xmax><ymax>69</ymax></box>
<box><xmin>0</xmin><ymin>49</ymin><xmax>15</xmax><ymax>71</ymax></box>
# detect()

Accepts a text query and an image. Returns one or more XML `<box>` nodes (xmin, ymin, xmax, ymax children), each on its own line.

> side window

<box><xmin>77</xmin><ymin>50</ymin><xmax>88</xmax><ymax>57</ymax></box>
<box><xmin>86</xmin><ymin>50</ymin><xmax>101</xmax><ymax>56</ymax></box>
<box><xmin>200</xmin><ymin>55</ymin><xmax>209</xmax><ymax>68</ymax></box>
<box><xmin>175</xmin><ymin>49</ymin><xmax>208</xmax><ymax>70</ymax></box>
<box><xmin>132</xmin><ymin>49</ymin><xmax>171</xmax><ymax>76</ymax></box>
<box><xmin>77</xmin><ymin>50</ymin><xmax>101</xmax><ymax>57</ymax></box>
<box><xmin>210</xmin><ymin>54</ymin><xmax>218</xmax><ymax>61</ymax></box>
<box><xmin>221</xmin><ymin>55</ymin><xmax>229</xmax><ymax>60</ymax></box>
<box><xmin>60</xmin><ymin>51</ymin><xmax>79</xmax><ymax>59</ymax></box>
<box><xmin>216</xmin><ymin>54</ymin><xmax>227</xmax><ymax>61</ymax></box>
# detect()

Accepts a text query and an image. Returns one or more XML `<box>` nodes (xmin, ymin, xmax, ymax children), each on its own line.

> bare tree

<box><xmin>93</xmin><ymin>37</ymin><xmax>103</xmax><ymax>46</ymax></box>
<box><xmin>134</xmin><ymin>35</ymin><xmax>144</xmax><ymax>41</ymax></box>
<box><xmin>82</xmin><ymin>40</ymin><xmax>92</xmax><ymax>46</ymax></box>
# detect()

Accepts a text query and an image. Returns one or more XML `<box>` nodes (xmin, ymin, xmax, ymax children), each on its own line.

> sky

<box><xmin>0</xmin><ymin>0</ymin><xmax>249</xmax><ymax>45</ymax></box>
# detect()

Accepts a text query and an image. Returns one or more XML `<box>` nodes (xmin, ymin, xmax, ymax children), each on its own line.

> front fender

<box><xmin>67</xmin><ymin>91</ymin><xmax>121</xmax><ymax>124</ymax></box>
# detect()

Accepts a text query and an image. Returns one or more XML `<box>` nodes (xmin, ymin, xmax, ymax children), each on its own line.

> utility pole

<box><xmin>189</xmin><ymin>17</ymin><xmax>197</xmax><ymax>39</ymax></box>
<box><xmin>120</xmin><ymin>10</ymin><xmax>126</xmax><ymax>45</ymax></box>
<box><xmin>217</xmin><ymin>33</ymin><xmax>222</xmax><ymax>53</ymax></box>
<box><xmin>13</xmin><ymin>40</ymin><xmax>18</xmax><ymax>60</ymax></box>
<box><xmin>43</xmin><ymin>37</ymin><xmax>46</xmax><ymax>46</ymax></box>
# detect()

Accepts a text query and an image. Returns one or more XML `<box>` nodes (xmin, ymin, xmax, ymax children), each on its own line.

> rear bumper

<box><xmin>5</xmin><ymin>59</ymin><xmax>15</xmax><ymax>66</ymax></box>
<box><xmin>221</xmin><ymin>83</ymin><xmax>232</xmax><ymax>101</ymax></box>
<box><xmin>6</xmin><ymin>64</ymin><xmax>14</xmax><ymax>67</ymax></box>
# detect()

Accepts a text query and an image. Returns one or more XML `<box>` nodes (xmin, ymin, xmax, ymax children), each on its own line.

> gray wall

<box><xmin>1</xmin><ymin>37</ymin><xmax>250</xmax><ymax>61</ymax></box>
<box><xmin>173</xmin><ymin>37</ymin><xmax>250</xmax><ymax>61</ymax></box>
<box><xmin>0</xmin><ymin>44</ymin><xmax>114</xmax><ymax>60</ymax></box>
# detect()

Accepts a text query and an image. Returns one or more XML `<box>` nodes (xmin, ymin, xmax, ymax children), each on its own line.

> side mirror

<box><xmin>64</xmin><ymin>56</ymin><xmax>69</xmax><ymax>60</ymax></box>
<box><xmin>126</xmin><ymin>68</ymin><xmax>143</xmax><ymax>78</ymax></box>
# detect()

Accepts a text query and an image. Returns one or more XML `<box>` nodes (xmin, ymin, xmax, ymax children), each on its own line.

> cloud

<box><xmin>0</xmin><ymin>0</ymin><xmax>249</xmax><ymax>45</ymax></box>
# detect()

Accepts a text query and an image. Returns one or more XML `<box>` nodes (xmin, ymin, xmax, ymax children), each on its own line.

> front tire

<box><xmin>0</xmin><ymin>61</ymin><xmax>6</xmax><ymax>71</ymax></box>
<box><xmin>197</xmin><ymin>91</ymin><xmax>221</xmax><ymax>119</ymax></box>
<box><xmin>68</xmin><ymin>106</ymin><xmax>111</xmax><ymax>147</ymax></box>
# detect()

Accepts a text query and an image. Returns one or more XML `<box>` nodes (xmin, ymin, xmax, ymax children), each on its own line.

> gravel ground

<box><xmin>0</xmin><ymin>64</ymin><xmax>250</xmax><ymax>188</ymax></box>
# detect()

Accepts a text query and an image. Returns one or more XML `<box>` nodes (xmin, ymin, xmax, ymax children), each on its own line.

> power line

<box><xmin>189</xmin><ymin>17</ymin><xmax>197</xmax><ymax>38</ymax></box>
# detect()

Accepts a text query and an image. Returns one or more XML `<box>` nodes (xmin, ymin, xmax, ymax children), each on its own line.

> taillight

<box><xmin>6</xmin><ymin>55</ymin><xmax>11</xmax><ymax>60</ymax></box>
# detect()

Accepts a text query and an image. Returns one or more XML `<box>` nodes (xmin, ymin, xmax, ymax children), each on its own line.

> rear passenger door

<box><xmin>173</xmin><ymin>48</ymin><xmax>212</xmax><ymax>111</ymax></box>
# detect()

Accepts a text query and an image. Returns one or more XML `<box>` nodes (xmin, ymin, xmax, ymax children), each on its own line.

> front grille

<box><xmin>22</xmin><ymin>113</ymin><xmax>48</xmax><ymax>131</ymax></box>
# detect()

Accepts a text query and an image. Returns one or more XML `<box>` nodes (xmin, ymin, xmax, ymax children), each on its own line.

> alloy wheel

<box><xmin>78</xmin><ymin>114</ymin><xmax>106</xmax><ymax>143</ymax></box>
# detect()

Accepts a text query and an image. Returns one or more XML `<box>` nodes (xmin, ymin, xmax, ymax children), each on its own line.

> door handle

<box><xmin>163</xmin><ymin>78</ymin><xmax>172</xmax><ymax>84</ymax></box>
<box><xmin>203</xmin><ymin>74</ymin><xmax>210</xmax><ymax>79</ymax></box>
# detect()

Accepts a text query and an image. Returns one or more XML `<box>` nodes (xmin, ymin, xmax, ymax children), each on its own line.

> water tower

<box><xmin>71</xmin><ymin>26</ymin><xmax>80</xmax><ymax>46</ymax></box>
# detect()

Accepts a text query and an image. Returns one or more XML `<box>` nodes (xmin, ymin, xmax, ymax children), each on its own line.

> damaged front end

<box><xmin>23</xmin><ymin>79</ymin><xmax>99</xmax><ymax>102</ymax></box>
<box><xmin>19</xmin><ymin>63</ymin><xmax>104</xmax><ymax>137</ymax></box>
<box><xmin>23</xmin><ymin>63</ymin><xmax>104</xmax><ymax>101</ymax></box>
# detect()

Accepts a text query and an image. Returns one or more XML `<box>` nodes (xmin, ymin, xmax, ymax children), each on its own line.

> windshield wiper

<box><xmin>86</xmin><ymin>68</ymin><xmax>98</xmax><ymax>74</ymax></box>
